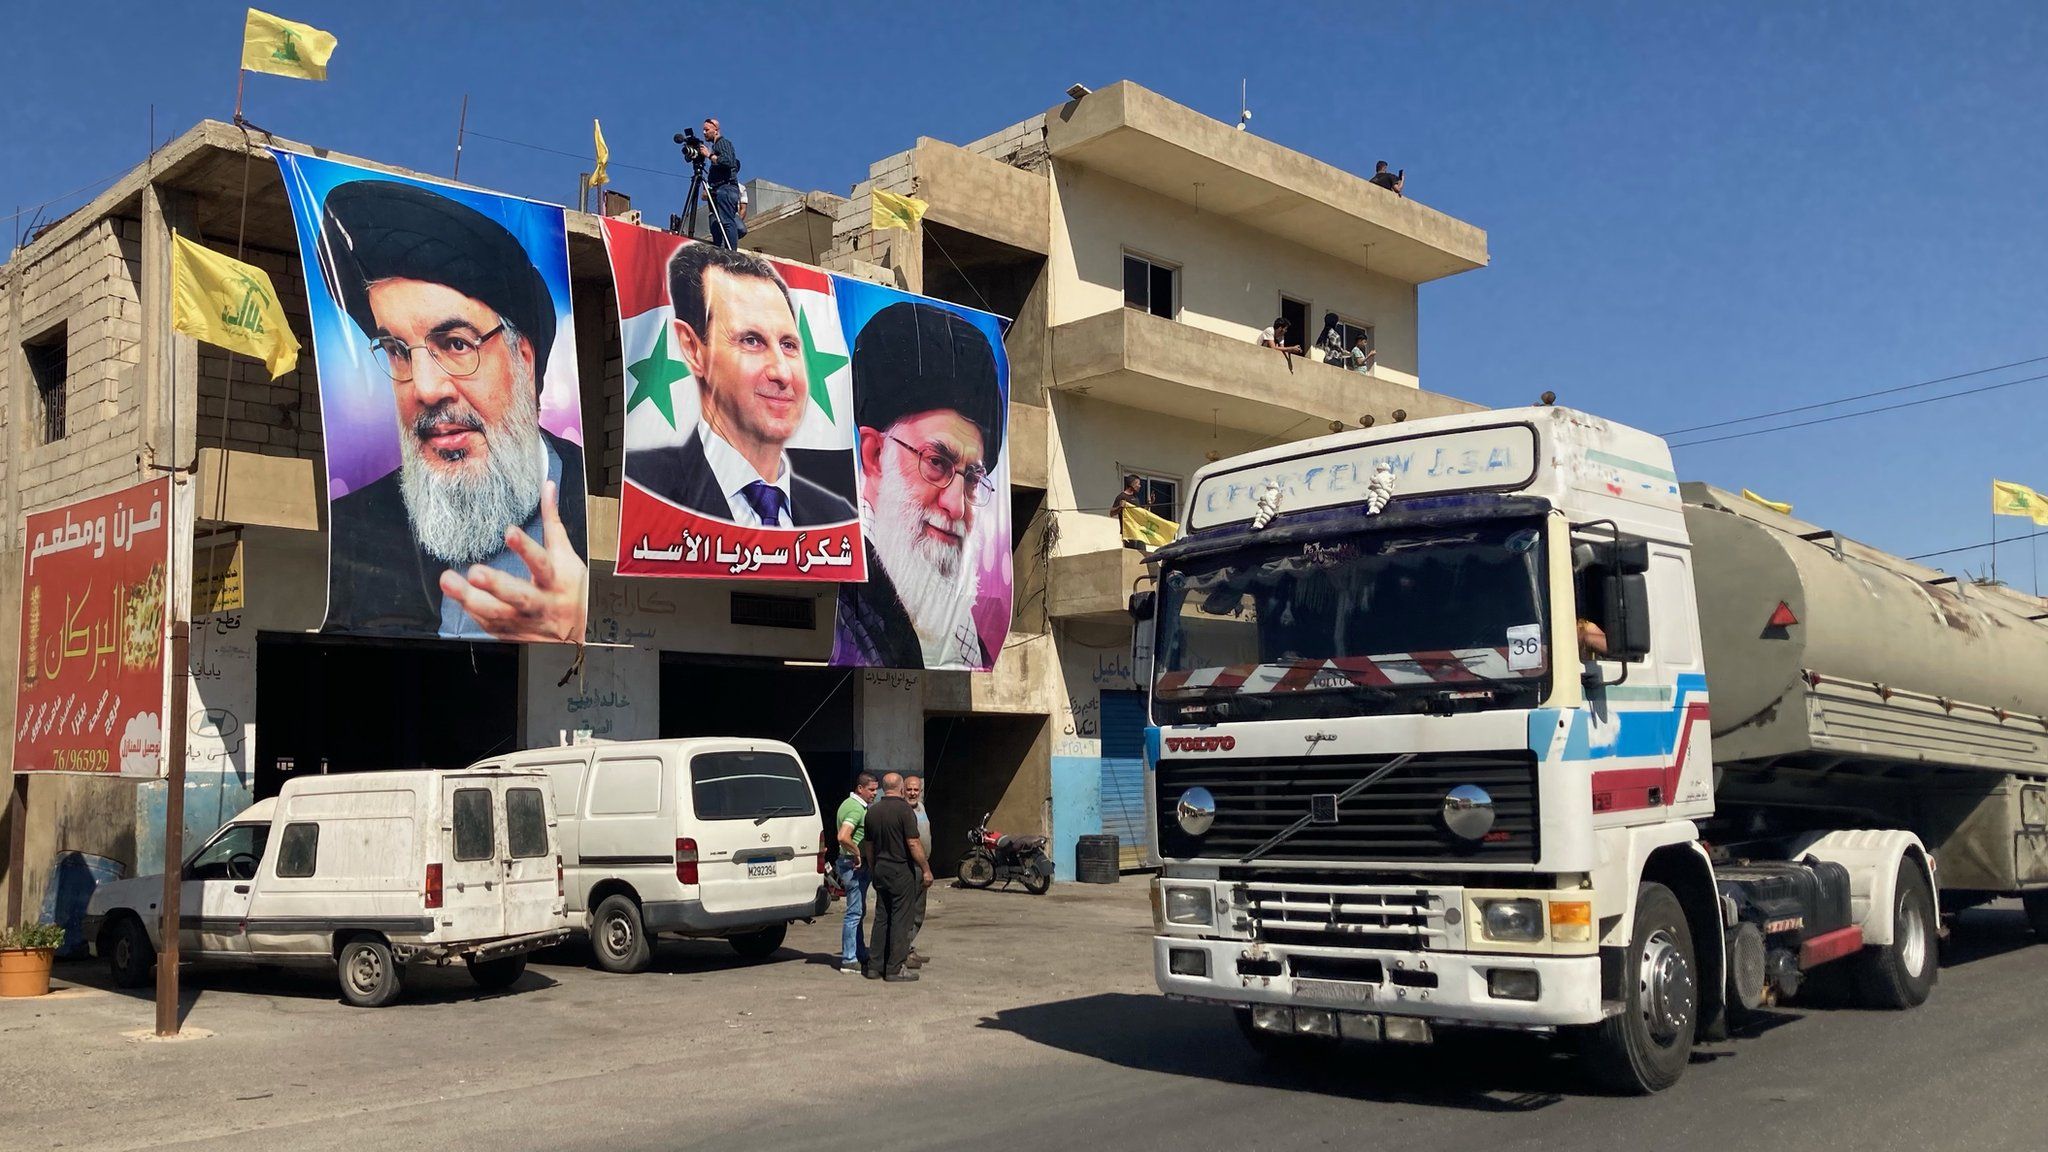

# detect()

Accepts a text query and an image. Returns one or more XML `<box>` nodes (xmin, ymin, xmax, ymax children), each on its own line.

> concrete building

<box><xmin>1</xmin><ymin>81</ymin><xmax>1485</xmax><ymax>914</ymax></box>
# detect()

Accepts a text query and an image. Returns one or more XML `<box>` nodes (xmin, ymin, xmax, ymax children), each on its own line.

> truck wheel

<box><xmin>591</xmin><ymin>895</ymin><xmax>653</xmax><ymax>974</ymax></box>
<box><xmin>1855</xmin><ymin>862</ymin><xmax>1936</xmax><ymax>1010</ymax></box>
<box><xmin>1233</xmin><ymin>1007</ymin><xmax>1337</xmax><ymax>1064</ymax></box>
<box><xmin>2021</xmin><ymin>890</ymin><xmax>2048</xmax><ymax>938</ymax></box>
<box><xmin>105</xmin><ymin>916</ymin><xmax>155</xmax><ymax>989</ymax></box>
<box><xmin>958</xmin><ymin>853</ymin><xmax>996</xmax><ymax>889</ymax></box>
<box><xmin>728</xmin><ymin>924</ymin><xmax>787</xmax><ymax>963</ymax></box>
<box><xmin>466</xmin><ymin>954</ymin><xmax>527</xmax><ymax>991</ymax></box>
<box><xmin>337</xmin><ymin>937</ymin><xmax>404</xmax><ymax>1008</ymax></box>
<box><xmin>1580</xmin><ymin>882</ymin><xmax>1696</xmax><ymax>1094</ymax></box>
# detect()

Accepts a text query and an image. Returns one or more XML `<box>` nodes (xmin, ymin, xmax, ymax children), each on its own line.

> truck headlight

<box><xmin>1477</xmin><ymin>898</ymin><xmax>1545</xmax><ymax>943</ymax></box>
<box><xmin>1164</xmin><ymin>886</ymin><xmax>1213</xmax><ymax>926</ymax></box>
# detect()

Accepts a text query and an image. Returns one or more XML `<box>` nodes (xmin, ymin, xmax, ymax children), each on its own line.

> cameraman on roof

<box><xmin>701</xmin><ymin>117</ymin><xmax>745</xmax><ymax>250</ymax></box>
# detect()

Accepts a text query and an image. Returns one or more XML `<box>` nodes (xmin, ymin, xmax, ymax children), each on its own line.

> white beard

<box><xmin>868</xmin><ymin>465</ymin><xmax>981</xmax><ymax>659</ymax></box>
<box><xmin>397</xmin><ymin>384</ymin><xmax>546</xmax><ymax>568</ymax></box>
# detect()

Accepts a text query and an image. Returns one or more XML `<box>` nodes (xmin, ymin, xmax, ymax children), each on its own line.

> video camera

<box><xmin>674</xmin><ymin>129</ymin><xmax>707</xmax><ymax>166</ymax></box>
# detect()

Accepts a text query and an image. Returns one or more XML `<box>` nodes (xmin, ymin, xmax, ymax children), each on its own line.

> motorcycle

<box><xmin>958</xmin><ymin>813</ymin><xmax>1054</xmax><ymax>894</ymax></box>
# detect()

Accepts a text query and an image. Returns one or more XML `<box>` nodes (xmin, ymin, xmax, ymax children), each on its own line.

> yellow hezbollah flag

<box><xmin>241</xmin><ymin>9</ymin><xmax>337</xmax><ymax>81</ymax></box>
<box><xmin>592</xmin><ymin>119</ymin><xmax>610</xmax><ymax>186</ymax></box>
<box><xmin>871</xmin><ymin>188</ymin><xmax>928</xmax><ymax>232</ymax></box>
<box><xmin>1741</xmin><ymin>488</ymin><xmax>1793</xmax><ymax>516</ymax></box>
<box><xmin>170</xmin><ymin>232</ymin><xmax>300</xmax><ymax>379</ymax></box>
<box><xmin>1120</xmin><ymin>505</ymin><xmax>1178</xmax><ymax>549</ymax></box>
<box><xmin>1992</xmin><ymin>479</ymin><xmax>2048</xmax><ymax>526</ymax></box>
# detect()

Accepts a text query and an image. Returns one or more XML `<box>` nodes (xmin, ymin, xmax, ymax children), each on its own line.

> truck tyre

<box><xmin>337</xmin><ymin>937</ymin><xmax>404</xmax><ymax>1008</ymax></box>
<box><xmin>728</xmin><ymin>924</ymin><xmax>787</xmax><ymax>962</ymax></box>
<box><xmin>1233</xmin><ymin>1007</ymin><xmax>1337</xmax><ymax>1064</ymax></box>
<box><xmin>2021</xmin><ymin>890</ymin><xmax>2048</xmax><ymax>938</ymax></box>
<box><xmin>466</xmin><ymin>954</ymin><xmax>527</xmax><ymax>991</ymax></box>
<box><xmin>1855</xmin><ymin>861</ymin><xmax>1936</xmax><ymax>1010</ymax></box>
<box><xmin>1580</xmin><ymin>882</ymin><xmax>1696</xmax><ymax>1094</ymax></box>
<box><xmin>105</xmin><ymin>916</ymin><xmax>155</xmax><ymax>989</ymax></box>
<box><xmin>591</xmin><ymin>894</ymin><xmax>653</xmax><ymax>974</ymax></box>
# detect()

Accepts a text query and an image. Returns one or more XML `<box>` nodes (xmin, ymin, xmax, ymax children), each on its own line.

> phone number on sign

<box><xmin>45</xmin><ymin>747</ymin><xmax>112</xmax><ymax>773</ymax></box>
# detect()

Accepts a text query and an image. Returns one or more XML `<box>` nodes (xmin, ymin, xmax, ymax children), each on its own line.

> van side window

<box><xmin>588</xmin><ymin>756</ymin><xmax>663</xmax><ymax>816</ymax></box>
<box><xmin>533</xmin><ymin>759</ymin><xmax>587</xmax><ymax>817</ymax></box>
<box><xmin>691</xmin><ymin>752</ymin><xmax>815</xmax><ymax>821</ymax></box>
<box><xmin>506</xmin><ymin>788</ymin><xmax>549</xmax><ymax>858</ymax></box>
<box><xmin>276</xmin><ymin>823</ymin><xmax>319</xmax><ymax>878</ymax></box>
<box><xmin>453</xmin><ymin>789</ymin><xmax>494</xmax><ymax>861</ymax></box>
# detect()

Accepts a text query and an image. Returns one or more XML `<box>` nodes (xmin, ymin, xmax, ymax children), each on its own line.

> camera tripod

<box><xmin>670</xmin><ymin>138</ymin><xmax>736</xmax><ymax>249</ymax></box>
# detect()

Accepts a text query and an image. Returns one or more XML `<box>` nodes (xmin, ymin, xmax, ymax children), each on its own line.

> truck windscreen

<box><xmin>1154</xmin><ymin>519</ymin><xmax>1550</xmax><ymax>723</ymax></box>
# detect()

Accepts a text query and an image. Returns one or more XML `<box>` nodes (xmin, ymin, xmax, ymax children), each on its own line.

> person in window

<box><xmin>1348</xmin><ymin>333</ymin><xmax>1377</xmax><ymax>375</ymax></box>
<box><xmin>1316</xmin><ymin>313</ymin><xmax>1348</xmax><ymax>365</ymax></box>
<box><xmin>1110</xmin><ymin>473</ymin><xmax>1143</xmax><ymax>514</ymax></box>
<box><xmin>1257</xmin><ymin>317</ymin><xmax>1302</xmax><ymax>357</ymax></box>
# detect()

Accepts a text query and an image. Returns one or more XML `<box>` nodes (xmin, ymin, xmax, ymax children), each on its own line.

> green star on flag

<box><xmin>627</xmin><ymin>325</ymin><xmax>690</xmax><ymax>428</ymax></box>
<box><xmin>799</xmin><ymin>305</ymin><xmax>848</xmax><ymax>423</ymax></box>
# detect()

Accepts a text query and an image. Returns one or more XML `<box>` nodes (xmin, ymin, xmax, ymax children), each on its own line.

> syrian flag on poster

<box><xmin>602</xmin><ymin>217</ymin><xmax>866</xmax><ymax>582</ymax></box>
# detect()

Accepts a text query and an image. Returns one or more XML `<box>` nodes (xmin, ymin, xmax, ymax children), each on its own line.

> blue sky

<box><xmin>5</xmin><ymin>2</ymin><xmax>2046</xmax><ymax>584</ymax></box>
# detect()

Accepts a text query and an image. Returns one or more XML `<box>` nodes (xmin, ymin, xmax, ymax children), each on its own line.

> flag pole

<box><xmin>233</xmin><ymin>68</ymin><xmax>246</xmax><ymax>125</ymax></box>
<box><xmin>1991</xmin><ymin>507</ymin><xmax>1999</xmax><ymax>585</ymax></box>
<box><xmin>454</xmin><ymin>93</ymin><xmax>469</xmax><ymax>179</ymax></box>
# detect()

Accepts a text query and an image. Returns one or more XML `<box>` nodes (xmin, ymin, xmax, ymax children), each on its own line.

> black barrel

<box><xmin>1076</xmin><ymin>834</ymin><xmax>1121</xmax><ymax>884</ymax></box>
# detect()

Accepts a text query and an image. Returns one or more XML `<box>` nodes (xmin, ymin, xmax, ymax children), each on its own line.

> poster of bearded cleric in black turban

<box><xmin>828</xmin><ymin>280</ymin><xmax>1012</xmax><ymax>673</ymax></box>
<box><xmin>274</xmin><ymin>152</ymin><xmax>587</xmax><ymax>643</ymax></box>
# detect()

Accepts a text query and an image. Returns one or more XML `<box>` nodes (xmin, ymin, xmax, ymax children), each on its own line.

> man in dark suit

<box><xmin>315</xmin><ymin>179</ymin><xmax>588</xmax><ymax>643</ymax></box>
<box><xmin>832</xmin><ymin>302</ymin><xmax>1005</xmax><ymax>671</ymax></box>
<box><xmin>625</xmin><ymin>243</ymin><xmax>856</xmax><ymax>527</ymax></box>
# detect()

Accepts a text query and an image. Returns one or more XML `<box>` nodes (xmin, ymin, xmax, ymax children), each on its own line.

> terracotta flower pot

<box><xmin>0</xmin><ymin>947</ymin><xmax>56</xmax><ymax>997</ymax></box>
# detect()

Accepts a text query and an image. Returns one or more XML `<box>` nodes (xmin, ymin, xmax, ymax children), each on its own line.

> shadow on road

<box><xmin>54</xmin><ymin>954</ymin><xmax>559</xmax><ymax>1010</ymax></box>
<box><xmin>1939</xmin><ymin>905</ymin><xmax>2037</xmax><ymax>968</ymax></box>
<box><xmin>531</xmin><ymin>934</ymin><xmax>818</xmax><ymax>976</ymax></box>
<box><xmin>976</xmin><ymin>992</ymin><xmax>1639</xmax><ymax>1111</ymax></box>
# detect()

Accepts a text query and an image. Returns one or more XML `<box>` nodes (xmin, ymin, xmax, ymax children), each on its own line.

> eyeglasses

<box><xmin>369</xmin><ymin>324</ymin><xmax>506</xmax><ymax>383</ymax></box>
<box><xmin>888</xmin><ymin>435</ymin><xmax>995</xmax><ymax>507</ymax></box>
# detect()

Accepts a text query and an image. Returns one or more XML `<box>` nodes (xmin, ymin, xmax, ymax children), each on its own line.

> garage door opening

<box><xmin>923</xmin><ymin>714</ymin><xmax>1046</xmax><ymax>872</ymax></box>
<box><xmin>660</xmin><ymin>657</ymin><xmax>856</xmax><ymax>813</ymax></box>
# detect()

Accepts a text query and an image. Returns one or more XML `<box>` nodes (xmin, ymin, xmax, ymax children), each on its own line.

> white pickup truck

<box><xmin>87</xmin><ymin>768</ymin><xmax>568</xmax><ymax>1006</ymax></box>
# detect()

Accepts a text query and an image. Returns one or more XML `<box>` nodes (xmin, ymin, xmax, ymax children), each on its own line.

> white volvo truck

<box><xmin>1136</xmin><ymin>404</ymin><xmax>2048</xmax><ymax>1092</ymax></box>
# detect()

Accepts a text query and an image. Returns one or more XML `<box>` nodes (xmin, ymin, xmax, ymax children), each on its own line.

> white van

<box><xmin>482</xmin><ymin>739</ymin><xmax>829</xmax><ymax>974</ymax></box>
<box><xmin>85</xmin><ymin>769</ymin><xmax>568</xmax><ymax>1007</ymax></box>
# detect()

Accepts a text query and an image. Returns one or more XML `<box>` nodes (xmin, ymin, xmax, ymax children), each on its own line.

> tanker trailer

<box><xmin>1685</xmin><ymin>482</ymin><xmax>2048</xmax><ymax>923</ymax></box>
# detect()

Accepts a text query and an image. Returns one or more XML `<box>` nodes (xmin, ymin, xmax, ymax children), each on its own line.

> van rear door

<box><xmin>687</xmin><ymin>749</ymin><xmax>822</xmax><ymax>916</ymax></box>
<box><xmin>500</xmin><ymin>777</ymin><xmax>560</xmax><ymax>936</ymax></box>
<box><xmin>441</xmin><ymin>778</ymin><xmax>506</xmax><ymax>941</ymax></box>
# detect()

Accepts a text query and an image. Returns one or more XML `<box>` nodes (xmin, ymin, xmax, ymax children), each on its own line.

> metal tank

<box><xmin>1682</xmin><ymin>484</ymin><xmax>2048</xmax><ymax>893</ymax></box>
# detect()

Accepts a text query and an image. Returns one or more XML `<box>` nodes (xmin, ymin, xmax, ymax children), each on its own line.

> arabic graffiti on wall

<box><xmin>13</xmin><ymin>479</ymin><xmax>172</xmax><ymax>776</ymax></box>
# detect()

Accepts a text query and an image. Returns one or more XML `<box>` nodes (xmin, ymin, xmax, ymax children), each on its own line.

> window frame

<box><xmin>275</xmin><ymin>822</ymin><xmax>320</xmax><ymax>878</ymax></box>
<box><xmin>1121</xmin><ymin>249</ymin><xmax>1180</xmax><ymax>320</ymax></box>
<box><xmin>1278</xmin><ymin>295</ymin><xmax>1310</xmax><ymax>352</ymax></box>
<box><xmin>451</xmin><ymin>787</ymin><xmax>496</xmax><ymax>862</ymax></box>
<box><xmin>505</xmin><ymin>787</ymin><xmax>551</xmax><ymax>859</ymax></box>
<box><xmin>25</xmin><ymin>323</ymin><xmax>67</xmax><ymax>444</ymax></box>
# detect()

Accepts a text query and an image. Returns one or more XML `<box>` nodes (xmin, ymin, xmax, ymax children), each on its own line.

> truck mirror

<box><xmin>1593</xmin><ymin>570</ymin><xmax>1652</xmax><ymax>662</ymax></box>
<box><xmin>1128</xmin><ymin>590</ymin><xmax>1156</xmax><ymax>622</ymax></box>
<box><xmin>1609</xmin><ymin>539</ymin><xmax>1650</xmax><ymax>576</ymax></box>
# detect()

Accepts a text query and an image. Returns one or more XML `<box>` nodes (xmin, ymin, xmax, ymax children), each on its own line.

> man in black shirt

<box><xmin>1369</xmin><ymin>160</ymin><xmax>1405</xmax><ymax>197</ymax></box>
<box><xmin>862</xmin><ymin>772</ymin><xmax>934</xmax><ymax>981</ymax></box>
<box><xmin>700</xmin><ymin>117</ymin><xmax>746</xmax><ymax>250</ymax></box>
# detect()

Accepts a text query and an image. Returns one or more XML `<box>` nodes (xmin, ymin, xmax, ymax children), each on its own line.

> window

<box><xmin>1279</xmin><ymin>296</ymin><xmax>1309</xmax><ymax>351</ymax></box>
<box><xmin>1122</xmin><ymin>252</ymin><xmax>1177</xmax><ymax>319</ymax></box>
<box><xmin>1323</xmin><ymin>317</ymin><xmax>1374</xmax><ymax>363</ymax></box>
<box><xmin>506</xmin><ymin>788</ymin><xmax>550</xmax><ymax>858</ymax></box>
<box><xmin>1119</xmin><ymin>469</ymin><xmax>1180</xmax><ymax>521</ymax></box>
<box><xmin>452</xmin><ymin>788</ymin><xmax>495</xmax><ymax>861</ymax></box>
<box><xmin>184</xmin><ymin>823</ymin><xmax>270</xmax><ymax>882</ymax></box>
<box><xmin>691</xmin><ymin>752</ymin><xmax>816</xmax><ymax>821</ymax></box>
<box><xmin>275</xmin><ymin>823</ymin><xmax>320</xmax><ymax>878</ymax></box>
<box><xmin>25</xmin><ymin>324</ymin><xmax>67</xmax><ymax>444</ymax></box>
<box><xmin>588</xmin><ymin>756</ymin><xmax>664</xmax><ymax>815</ymax></box>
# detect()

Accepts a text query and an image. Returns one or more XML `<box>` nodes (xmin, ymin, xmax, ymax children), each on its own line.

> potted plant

<box><xmin>0</xmin><ymin>922</ymin><xmax>66</xmax><ymax>998</ymax></box>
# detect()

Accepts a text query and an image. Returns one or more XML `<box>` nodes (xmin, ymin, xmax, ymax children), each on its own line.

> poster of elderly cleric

<box><xmin>606</xmin><ymin>218</ymin><xmax>864</xmax><ymax>581</ymax></box>
<box><xmin>12</xmin><ymin>479</ymin><xmax>171</xmax><ymax>776</ymax></box>
<box><xmin>828</xmin><ymin>279</ymin><xmax>1012</xmax><ymax>673</ymax></box>
<box><xmin>273</xmin><ymin>152</ymin><xmax>587</xmax><ymax>642</ymax></box>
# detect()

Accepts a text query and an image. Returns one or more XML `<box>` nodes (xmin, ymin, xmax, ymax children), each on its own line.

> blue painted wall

<box><xmin>1050</xmin><ymin>756</ymin><xmax>1104</xmax><ymax>881</ymax></box>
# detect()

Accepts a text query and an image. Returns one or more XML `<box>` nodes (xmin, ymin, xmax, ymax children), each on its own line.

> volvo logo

<box><xmin>1166</xmin><ymin>735</ymin><xmax>1236</xmax><ymax>753</ymax></box>
<box><xmin>1304</xmin><ymin>732</ymin><xmax>1337</xmax><ymax>747</ymax></box>
<box><xmin>1441</xmin><ymin>784</ymin><xmax>1496</xmax><ymax>841</ymax></box>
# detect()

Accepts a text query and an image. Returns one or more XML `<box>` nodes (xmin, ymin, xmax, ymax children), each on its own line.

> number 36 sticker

<box><xmin>1506</xmin><ymin>623</ymin><xmax>1544</xmax><ymax>670</ymax></box>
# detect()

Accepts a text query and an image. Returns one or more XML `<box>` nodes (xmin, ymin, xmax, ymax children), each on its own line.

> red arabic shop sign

<box><xmin>12</xmin><ymin>478</ymin><xmax>170</xmax><ymax>775</ymax></box>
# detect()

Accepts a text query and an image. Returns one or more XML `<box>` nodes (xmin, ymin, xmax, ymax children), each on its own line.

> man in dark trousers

<box><xmin>862</xmin><ymin>771</ymin><xmax>933</xmax><ymax>982</ymax></box>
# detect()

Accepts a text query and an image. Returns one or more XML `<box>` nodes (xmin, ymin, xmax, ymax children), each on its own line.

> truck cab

<box><xmin>1139</xmin><ymin>405</ymin><xmax>1943</xmax><ymax>1092</ymax></box>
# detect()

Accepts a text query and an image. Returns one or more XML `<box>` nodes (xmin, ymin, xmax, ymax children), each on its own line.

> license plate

<box><xmin>1294</xmin><ymin>978</ymin><xmax>1375</xmax><ymax>1004</ymax></box>
<box><xmin>747</xmin><ymin>860</ymin><xmax>777</xmax><ymax>878</ymax></box>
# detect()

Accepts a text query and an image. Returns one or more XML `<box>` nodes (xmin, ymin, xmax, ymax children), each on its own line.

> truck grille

<box><xmin>1156</xmin><ymin>752</ymin><xmax>1539</xmax><ymax>864</ymax></box>
<box><xmin>1242</xmin><ymin>882</ymin><xmax>1452</xmax><ymax>951</ymax></box>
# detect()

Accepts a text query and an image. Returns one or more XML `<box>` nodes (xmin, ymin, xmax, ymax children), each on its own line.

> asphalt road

<box><xmin>7</xmin><ymin>884</ymin><xmax>2048</xmax><ymax>1152</ymax></box>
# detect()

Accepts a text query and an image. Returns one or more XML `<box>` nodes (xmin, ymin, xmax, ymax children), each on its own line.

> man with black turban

<box><xmin>832</xmin><ymin>302</ymin><xmax>1005</xmax><ymax>670</ymax></box>
<box><xmin>316</xmin><ymin>179</ymin><xmax>587</xmax><ymax>642</ymax></box>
